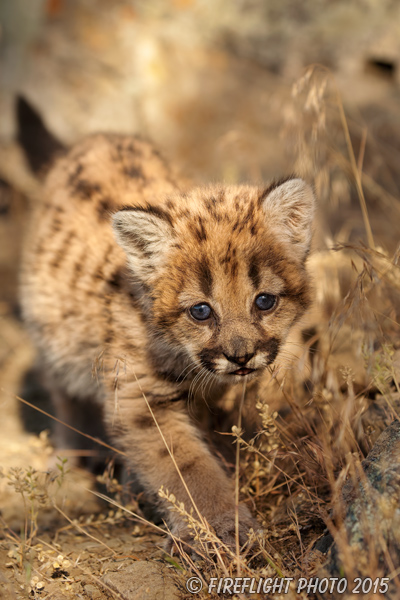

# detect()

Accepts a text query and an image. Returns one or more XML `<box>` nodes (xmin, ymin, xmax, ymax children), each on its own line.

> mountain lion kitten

<box><xmin>20</xmin><ymin>132</ymin><xmax>315</xmax><ymax>549</ymax></box>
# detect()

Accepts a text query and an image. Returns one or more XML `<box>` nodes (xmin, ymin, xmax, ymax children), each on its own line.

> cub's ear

<box><xmin>112</xmin><ymin>207</ymin><xmax>174</xmax><ymax>281</ymax></box>
<box><xmin>261</xmin><ymin>178</ymin><xmax>315</xmax><ymax>259</ymax></box>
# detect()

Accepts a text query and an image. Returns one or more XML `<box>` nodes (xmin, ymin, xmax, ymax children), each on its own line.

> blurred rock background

<box><xmin>1</xmin><ymin>0</ymin><xmax>400</xmax><ymax>183</ymax></box>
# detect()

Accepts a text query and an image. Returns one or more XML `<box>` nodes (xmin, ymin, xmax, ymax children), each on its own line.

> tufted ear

<box><xmin>261</xmin><ymin>178</ymin><xmax>315</xmax><ymax>259</ymax></box>
<box><xmin>112</xmin><ymin>207</ymin><xmax>174</xmax><ymax>282</ymax></box>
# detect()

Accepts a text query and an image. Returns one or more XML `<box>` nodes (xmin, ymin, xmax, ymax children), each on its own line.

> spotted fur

<box><xmin>20</xmin><ymin>133</ymin><xmax>315</xmax><ymax>548</ymax></box>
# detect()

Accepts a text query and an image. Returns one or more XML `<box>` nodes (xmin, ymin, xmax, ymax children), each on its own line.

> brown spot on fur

<box><xmin>204</xmin><ymin>196</ymin><xmax>223</xmax><ymax>220</ymax></box>
<box><xmin>123</xmin><ymin>164</ymin><xmax>144</xmax><ymax>179</ymax></box>
<box><xmin>62</xmin><ymin>309</ymin><xmax>78</xmax><ymax>319</ymax></box>
<box><xmin>248</xmin><ymin>258</ymin><xmax>260</xmax><ymax>289</ymax></box>
<box><xmin>228</xmin><ymin>259</ymin><xmax>238</xmax><ymax>278</ymax></box>
<box><xmin>235</xmin><ymin>202</ymin><xmax>256</xmax><ymax>233</ymax></box>
<box><xmin>103</xmin><ymin>295</ymin><xmax>113</xmax><ymax>345</ymax></box>
<box><xmin>199</xmin><ymin>347</ymin><xmax>223</xmax><ymax>372</ymax></box>
<box><xmin>97</xmin><ymin>197</ymin><xmax>113</xmax><ymax>222</ymax></box>
<box><xmin>216</xmin><ymin>188</ymin><xmax>225</xmax><ymax>203</ymax></box>
<box><xmin>51</xmin><ymin>221</ymin><xmax>62</xmax><ymax>234</ymax></box>
<box><xmin>135</xmin><ymin>414</ymin><xmax>156</xmax><ymax>428</ymax></box>
<box><xmin>250</xmin><ymin>223</ymin><xmax>258</xmax><ymax>236</ymax></box>
<box><xmin>281</xmin><ymin>283</ymin><xmax>311</xmax><ymax>311</ymax></box>
<box><xmin>50</xmin><ymin>231</ymin><xmax>75</xmax><ymax>270</ymax></box>
<box><xmin>221</xmin><ymin>242</ymin><xmax>232</xmax><ymax>265</ymax></box>
<box><xmin>70</xmin><ymin>251</ymin><xmax>85</xmax><ymax>288</ymax></box>
<box><xmin>255</xmin><ymin>337</ymin><xmax>281</xmax><ymax>363</ymax></box>
<box><xmin>244</xmin><ymin>201</ymin><xmax>255</xmax><ymax>222</ymax></box>
<box><xmin>107</xmin><ymin>267</ymin><xmax>124</xmax><ymax>290</ymax></box>
<box><xmin>128</xmin><ymin>143</ymin><xmax>142</xmax><ymax>157</ymax></box>
<box><xmin>91</xmin><ymin>243</ymin><xmax>116</xmax><ymax>283</ymax></box>
<box><xmin>151</xmin><ymin>147</ymin><xmax>165</xmax><ymax>161</ymax></box>
<box><xmin>121</xmin><ymin>341</ymin><xmax>138</xmax><ymax>354</ymax></box>
<box><xmin>149</xmin><ymin>392</ymin><xmax>187</xmax><ymax>405</ymax></box>
<box><xmin>75</xmin><ymin>179</ymin><xmax>101</xmax><ymax>200</ymax></box>
<box><xmin>179</xmin><ymin>459</ymin><xmax>197</xmax><ymax>474</ymax></box>
<box><xmin>249</xmin><ymin>244</ymin><xmax>284</xmax><ymax>277</ymax></box>
<box><xmin>189</xmin><ymin>218</ymin><xmax>207</xmax><ymax>243</ymax></box>
<box><xmin>93</xmin><ymin>266</ymin><xmax>104</xmax><ymax>281</ymax></box>
<box><xmin>68</xmin><ymin>163</ymin><xmax>83</xmax><ymax>187</ymax></box>
<box><xmin>204</xmin><ymin>196</ymin><xmax>216</xmax><ymax>211</ymax></box>
<box><xmin>220</xmin><ymin>245</ymin><xmax>238</xmax><ymax>277</ymax></box>
<box><xmin>155</xmin><ymin>309</ymin><xmax>183</xmax><ymax>329</ymax></box>
<box><xmin>196</xmin><ymin>256</ymin><xmax>213</xmax><ymax>297</ymax></box>
<box><xmin>197</xmin><ymin>218</ymin><xmax>207</xmax><ymax>242</ymax></box>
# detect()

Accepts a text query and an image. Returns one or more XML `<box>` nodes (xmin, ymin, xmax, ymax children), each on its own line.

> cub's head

<box><xmin>113</xmin><ymin>178</ymin><xmax>315</xmax><ymax>383</ymax></box>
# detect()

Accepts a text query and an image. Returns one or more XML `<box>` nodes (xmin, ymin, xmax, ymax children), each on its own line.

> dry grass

<box><xmin>1</xmin><ymin>67</ymin><xmax>400</xmax><ymax>599</ymax></box>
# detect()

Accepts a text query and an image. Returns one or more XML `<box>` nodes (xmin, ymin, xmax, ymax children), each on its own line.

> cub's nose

<box><xmin>223</xmin><ymin>352</ymin><xmax>255</xmax><ymax>366</ymax></box>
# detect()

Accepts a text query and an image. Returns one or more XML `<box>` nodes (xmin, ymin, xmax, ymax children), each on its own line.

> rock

<box><xmin>83</xmin><ymin>583</ymin><xmax>103</xmax><ymax>599</ymax></box>
<box><xmin>318</xmin><ymin>420</ymin><xmax>400</xmax><ymax>598</ymax></box>
<box><xmin>103</xmin><ymin>561</ymin><xmax>181</xmax><ymax>600</ymax></box>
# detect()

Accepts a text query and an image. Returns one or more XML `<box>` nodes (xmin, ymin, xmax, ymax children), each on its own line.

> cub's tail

<box><xmin>16</xmin><ymin>95</ymin><xmax>65</xmax><ymax>176</ymax></box>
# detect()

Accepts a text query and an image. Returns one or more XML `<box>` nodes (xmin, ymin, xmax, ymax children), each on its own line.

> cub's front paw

<box><xmin>209</xmin><ymin>504</ymin><xmax>258</xmax><ymax>549</ymax></box>
<box><xmin>166</xmin><ymin>503</ymin><xmax>258</xmax><ymax>556</ymax></box>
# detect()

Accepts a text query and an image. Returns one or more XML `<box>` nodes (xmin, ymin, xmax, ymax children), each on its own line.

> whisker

<box><xmin>200</xmin><ymin>369</ymin><xmax>214</xmax><ymax>404</ymax></box>
<box><xmin>188</xmin><ymin>367</ymin><xmax>207</xmax><ymax>402</ymax></box>
<box><xmin>203</xmin><ymin>370</ymin><xmax>215</xmax><ymax>399</ymax></box>
<box><xmin>177</xmin><ymin>359</ymin><xmax>200</xmax><ymax>383</ymax></box>
<box><xmin>179</xmin><ymin>364</ymin><xmax>200</xmax><ymax>385</ymax></box>
<box><xmin>195</xmin><ymin>367</ymin><xmax>213</xmax><ymax>404</ymax></box>
<box><xmin>205</xmin><ymin>370</ymin><xmax>218</xmax><ymax>399</ymax></box>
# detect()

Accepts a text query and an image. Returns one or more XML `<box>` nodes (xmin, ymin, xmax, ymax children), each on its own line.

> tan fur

<box><xmin>20</xmin><ymin>133</ymin><xmax>315</xmax><ymax>548</ymax></box>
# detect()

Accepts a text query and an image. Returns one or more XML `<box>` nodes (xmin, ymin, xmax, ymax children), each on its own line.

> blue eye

<box><xmin>190</xmin><ymin>303</ymin><xmax>212</xmax><ymax>321</ymax></box>
<box><xmin>255</xmin><ymin>294</ymin><xmax>277</xmax><ymax>311</ymax></box>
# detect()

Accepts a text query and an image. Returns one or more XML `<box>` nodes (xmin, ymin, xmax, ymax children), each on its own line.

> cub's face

<box><xmin>113</xmin><ymin>179</ymin><xmax>315</xmax><ymax>383</ymax></box>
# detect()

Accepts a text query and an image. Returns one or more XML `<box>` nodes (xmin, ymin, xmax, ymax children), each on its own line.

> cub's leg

<box><xmin>103</xmin><ymin>379</ymin><xmax>256</xmax><ymax>548</ymax></box>
<box><xmin>49</xmin><ymin>388</ymin><xmax>110</xmax><ymax>472</ymax></box>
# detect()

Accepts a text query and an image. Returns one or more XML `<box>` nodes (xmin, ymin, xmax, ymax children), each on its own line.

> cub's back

<box><xmin>20</xmin><ymin>134</ymin><xmax>181</xmax><ymax>397</ymax></box>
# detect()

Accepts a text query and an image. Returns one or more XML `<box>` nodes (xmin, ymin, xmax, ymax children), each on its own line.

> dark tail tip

<box><xmin>16</xmin><ymin>95</ymin><xmax>65</xmax><ymax>175</ymax></box>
